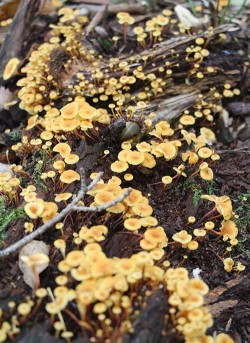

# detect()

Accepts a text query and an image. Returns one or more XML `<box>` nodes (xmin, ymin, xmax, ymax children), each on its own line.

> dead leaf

<box><xmin>207</xmin><ymin>300</ymin><xmax>238</xmax><ymax>317</ymax></box>
<box><xmin>205</xmin><ymin>275</ymin><xmax>245</xmax><ymax>305</ymax></box>
<box><xmin>174</xmin><ymin>5</ymin><xmax>209</xmax><ymax>29</ymax></box>
<box><xmin>0</xmin><ymin>0</ymin><xmax>20</xmax><ymax>21</ymax></box>
<box><xmin>0</xmin><ymin>162</ymin><xmax>14</xmax><ymax>175</ymax></box>
<box><xmin>19</xmin><ymin>240</ymin><xmax>50</xmax><ymax>289</ymax></box>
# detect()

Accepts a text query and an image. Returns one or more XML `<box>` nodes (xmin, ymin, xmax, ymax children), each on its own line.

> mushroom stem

<box><xmin>33</xmin><ymin>267</ymin><xmax>40</xmax><ymax>291</ymax></box>
<box><xmin>199</xmin><ymin>206</ymin><xmax>217</xmax><ymax>223</ymax></box>
<box><xmin>123</xmin><ymin>23</ymin><xmax>127</xmax><ymax>44</ymax></box>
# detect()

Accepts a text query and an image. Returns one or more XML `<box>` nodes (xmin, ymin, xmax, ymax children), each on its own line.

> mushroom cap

<box><xmin>220</xmin><ymin>220</ymin><xmax>238</xmax><ymax>240</ymax></box>
<box><xmin>198</xmin><ymin>147</ymin><xmax>213</xmax><ymax>158</ymax></box>
<box><xmin>189</xmin><ymin>278</ymin><xmax>209</xmax><ymax>295</ymax></box>
<box><xmin>40</xmin><ymin>202</ymin><xmax>58</xmax><ymax>218</ymax></box>
<box><xmin>144</xmin><ymin>227</ymin><xmax>167</xmax><ymax>243</ymax></box>
<box><xmin>149</xmin><ymin>248</ymin><xmax>164</xmax><ymax>260</ymax></box>
<box><xmin>214</xmin><ymin>333</ymin><xmax>234</xmax><ymax>343</ymax></box>
<box><xmin>106</xmin><ymin>202</ymin><xmax>126</xmax><ymax>214</ymax></box>
<box><xmin>216</xmin><ymin>196</ymin><xmax>233</xmax><ymax>220</ymax></box>
<box><xmin>108</xmin><ymin>176</ymin><xmax>122</xmax><ymax>185</ymax></box>
<box><xmin>59</xmin><ymin>118</ymin><xmax>79</xmax><ymax>131</ymax></box>
<box><xmin>78</xmin><ymin>102</ymin><xmax>98</xmax><ymax>120</ymax></box>
<box><xmin>94</xmin><ymin>191</ymin><xmax>115</xmax><ymax>205</ymax></box>
<box><xmin>193</xmin><ymin>229</ymin><xmax>206</xmax><ymax>237</ymax></box>
<box><xmin>60</xmin><ymin>102</ymin><xmax>78</xmax><ymax>119</ymax></box>
<box><xmin>55</xmin><ymin>193</ymin><xmax>72</xmax><ymax>202</ymax></box>
<box><xmin>60</xmin><ymin>170</ymin><xmax>80</xmax><ymax>184</ymax></box>
<box><xmin>140</xmin><ymin>238</ymin><xmax>158</xmax><ymax>250</ymax></box>
<box><xmin>172</xmin><ymin>230</ymin><xmax>192</xmax><ymax>244</ymax></box>
<box><xmin>91</xmin><ymin>258</ymin><xmax>116</xmax><ymax>278</ymax></box>
<box><xmin>17</xmin><ymin>303</ymin><xmax>32</xmax><ymax>316</ymax></box>
<box><xmin>182</xmin><ymin>151</ymin><xmax>198</xmax><ymax>165</ymax></box>
<box><xmin>124</xmin><ymin>218</ymin><xmax>142</xmax><ymax>231</ymax></box>
<box><xmin>162</xmin><ymin>175</ymin><xmax>172</xmax><ymax>185</ymax></box>
<box><xmin>53</xmin><ymin>160</ymin><xmax>66</xmax><ymax>171</ymax></box>
<box><xmin>132</xmin><ymin>203</ymin><xmax>153</xmax><ymax>217</ymax></box>
<box><xmin>53</xmin><ymin>143</ymin><xmax>71</xmax><ymax>158</ymax></box>
<box><xmin>45</xmin><ymin>302</ymin><xmax>60</xmax><ymax>314</ymax></box>
<box><xmin>202</xmin><ymin>194</ymin><xmax>232</xmax><ymax>220</ymax></box>
<box><xmin>3</xmin><ymin>57</ymin><xmax>20</xmax><ymax>80</ymax></box>
<box><xmin>136</xmin><ymin>142</ymin><xmax>151</xmax><ymax>152</ymax></box>
<box><xmin>187</xmin><ymin>241</ymin><xmax>199</xmax><ymax>250</ymax></box>
<box><xmin>223</xmin><ymin>258</ymin><xmax>234</xmax><ymax>272</ymax></box>
<box><xmin>155</xmin><ymin>121</ymin><xmax>174</xmax><ymax>136</ymax></box>
<box><xmin>118</xmin><ymin>149</ymin><xmax>129</xmax><ymax>162</ymax></box>
<box><xmin>116</xmin><ymin>258</ymin><xmax>136</xmax><ymax>275</ymax></box>
<box><xmin>64</xmin><ymin>154</ymin><xmax>80</xmax><ymax>165</ymax></box>
<box><xmin>26</xmin><ymin>115</ymin><xmax>39</xmax><ymax>130</ymax></box>
<box><xmin>200</xmin><ymin>167</ymin><xmax>214</xmax><ymax>181</ymax></box>
<box><xmin>84</xmin><ymin>243</ymin><xmax>102</xmax><ymax>255</ymax></box>
<box><xmin>54</xmin><ymin>239</ymin><xmax>66</xmax><ymax>251</ymax></box>
<box><xmin>40</xmin><ymin>131</ymin><xmax>53</xmax><ymax>141</ymax></box>
<box><xmin>142</xmin><ymin>152</ymin><xmax>156</xmax><ymax>168</ymax></box>
<box><xmin>124</xmin><ymin>189</ymin><xmax>143</xmax><ymax>206</ymax></box>
<box><xmin>111</xmin><ymin>160</ymin><xmax>129</xmax><ymax>173</ymax></box>
<box><xmin>24</xmin><ymin>192</ymin><xmax>37</xmax><ymax>203</ymax></box>
<box><xmin>140</xmin><ymin>216</ymin><xmax>158</xmax><ymax>227</ymax></box>
<box><xmin>24</xmin><ymin>202</ymin><xmax>45</xmax><ymax>219</ymax></box>
<box><xmin>200</xmin><ymin>127</ymin><xmax>216</xmax><ymax>142</ymax></box>
<box><xmin>125</xmin><ymin>150</ymin><xmax>145</xmax><ymax>165</ymax></box>
<box><xmin>155</xmin><ymin>142</ymin><xmax>177</xmax><ymax>160</ymax></box>
<box><xmin>21</xmin><ymin>253</ymin><xmax>49</xmax><ymax>267</ymax></box>
<box><xmin>124</xmin><ymin>173</ymin><xmax>133</xmax><ymax>181</ymax></box>
<box><xmin>180</xmin><ymin>115</ymin><xmax>195</xmax><ymax>125</ymax></box>
<box><xmin>66</xmin><ymin>250</ymin><xmax>85</xmax><ymax>267</ymax></box>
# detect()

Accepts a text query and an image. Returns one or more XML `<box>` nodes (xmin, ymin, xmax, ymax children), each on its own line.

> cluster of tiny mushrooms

<box><xmin>0</xmin><ymin>1</ymin><xmax>246</xmax><ymax>342</ymax></box>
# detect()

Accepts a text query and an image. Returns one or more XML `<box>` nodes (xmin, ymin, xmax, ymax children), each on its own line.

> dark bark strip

<box><xmin>0</xmin><ymin>0</ymin><xmax>45</xmax><ymax>78</ymax></box>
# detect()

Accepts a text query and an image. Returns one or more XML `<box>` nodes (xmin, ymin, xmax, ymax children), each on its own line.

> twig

<box><xmin>75</xmin><ymin>3</ymin><xmax>146</xmax><ymax>15</ymax></box>
<box><xmin>85</xmin><ymin>5</ymin><xmax>107</xmax><ymax>36</ymax></box>
<box><xmin>0</xmin><ymin>170</ymin><xmax>132</xmax><ymax>258</ymax></box>
<box><xmin>216</xmin><ymin>148</ymin><xmax>250</xmax><ymax>154</ymax></box>
<box><xmin>73</xmin><ymin>188</ymin><xmax>132</xmax><ymax>212</ymax></box>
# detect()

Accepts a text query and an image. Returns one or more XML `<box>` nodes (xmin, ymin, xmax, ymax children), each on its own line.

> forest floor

<box><xmin>0</xmin><ymin>1</ymin><xmax>249</xmax><ymax>343</ymax></box>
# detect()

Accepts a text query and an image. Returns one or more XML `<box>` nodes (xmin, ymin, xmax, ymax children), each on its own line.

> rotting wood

<box><xmin>0</xmin><ymin>0</ymin><xmax>46</xmax><ymax>78</ymax></box>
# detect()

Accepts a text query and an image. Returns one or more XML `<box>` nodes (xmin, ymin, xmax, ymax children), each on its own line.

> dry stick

<box><xmin>73</xmin><ymin>188</ymin><xmax>132</xmax><ymax>212</ymax></box>
<box><xmin>85</xmin><ymin>5</ymin><xmax>107</xmax><ymax>36</ymax></box>
<box><xmin>74</xmin><ymin>2</ymin><xmax>146</xmax><ymax>15</ymax></box>
<box><xmin>0</xmin><ymin>170</ymin><xmax>132</xmax><ymax>258</ymax></box>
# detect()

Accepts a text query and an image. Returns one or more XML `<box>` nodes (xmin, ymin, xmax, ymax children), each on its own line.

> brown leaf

<box><xmin>19</xmin><ymin>240</ymin><xmax>49</xmax><ymax>289</ymax></box>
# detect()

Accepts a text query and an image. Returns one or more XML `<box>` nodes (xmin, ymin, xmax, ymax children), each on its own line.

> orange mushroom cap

<box><xmin>60</xmin><ymin>170</ymin><xmax>80</xmax><ymax>184</ymax></box>
<box><xmin>53</xmin><ymin>143</ymin><xmax>71</xmax><ymax>158</ymax></box>
<box><xmin>3</xmin><ymin>57</ymin><xmax>20</xmax><ymax>80</ymax></box>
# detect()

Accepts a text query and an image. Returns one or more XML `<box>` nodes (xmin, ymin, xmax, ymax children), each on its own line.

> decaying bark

<box><xmin>0</xmin><ymin>0</ymin><xmax>45</xmax><ymax>78</ymax></box>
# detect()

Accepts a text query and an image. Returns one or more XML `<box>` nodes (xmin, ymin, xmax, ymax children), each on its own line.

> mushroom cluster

<box><xmin>24</xmin><ymin>199</ymin><xmax>58</xmax><ymax>223</ymax></box>
<box><xmin>0</xmin><ymin>171</ymin><xmax>20</xmax><ymax>203</ymax></box>
<box><xmin>110</xmin><ymin>119</ymin><xmax>219</xmax><ymax>184</ymax></box>
<box><xmin>49</xmin><ymin>243</ymin><xmax>219</xmax><ymax>342</ymax></box>
<box><xmin>0</xmin><ymin>3</ymin><xmax>244</xmax><ymax>343</ymax></box>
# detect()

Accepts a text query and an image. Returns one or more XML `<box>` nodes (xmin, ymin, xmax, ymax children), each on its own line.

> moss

<box><xmin>234</xmin><ymin>191</ymin><xmax>250</xmax><ymax>258</ymax></box>
<box><xmin>0</xmin><ymin>196</ymin><xmax>26</xmax><ymax>245</ymax></box>
<box><xmin>5</xmin><ymin>126</ymin><xmax>23</xmax><ymax>143</ymax></box>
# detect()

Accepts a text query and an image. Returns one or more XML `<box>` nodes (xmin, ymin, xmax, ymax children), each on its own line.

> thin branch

<box><xmin>73</xmin><ymin>188</ymin><xmax>132</xmax><ymax>212</ymax></box>
<box><xmin>0</xmin><ymin>170</ymin><xmax>131</xmax><ymax>258</ymax></box>
<box><xmin>85</xmin><ymin>5</ymin><xmax>107</xmax><ymax>37</ymax></box>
